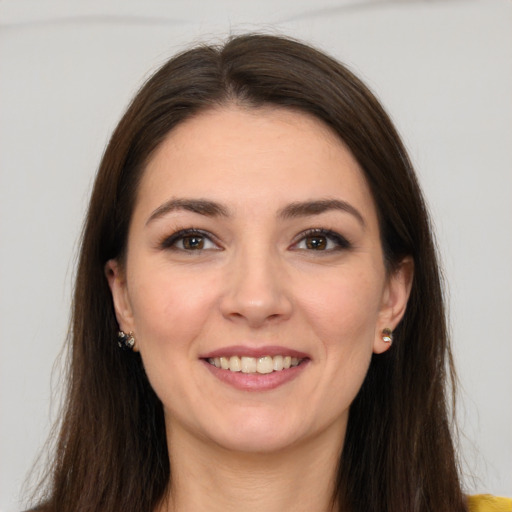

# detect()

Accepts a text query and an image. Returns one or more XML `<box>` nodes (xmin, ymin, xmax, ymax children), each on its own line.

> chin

<box><xmin>215</xmin><ymin>430</ymin><xmax>302</xmax><ymax>455</ymax></box>
<box><xmin>203</xmin><ymin>412</ymin><xmax>311</xmax><ymax>455</ymax></box>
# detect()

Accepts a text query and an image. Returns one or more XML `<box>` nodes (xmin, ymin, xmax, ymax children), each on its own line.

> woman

<box><xmin>29</xmin><ymin>34</ymin><xmax>509</xmax><ymax>512</ymax></box>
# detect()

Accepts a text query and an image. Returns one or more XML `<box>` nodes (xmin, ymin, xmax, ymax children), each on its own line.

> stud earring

<box><xmin>382</xmin><ymin>328</ymin><xmax>393</xmax><ymax>345</ymax></box>
<box><xmin>117</xmin><ymin>330</ymin><xmax>135</xmax><ymax>350</ymax></box>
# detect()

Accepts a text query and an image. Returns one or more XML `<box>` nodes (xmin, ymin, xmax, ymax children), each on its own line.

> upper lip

<box><xmin>200</xmin><ymin>345</ymin><xmax>310</xmax><ymax>360</ymax></box>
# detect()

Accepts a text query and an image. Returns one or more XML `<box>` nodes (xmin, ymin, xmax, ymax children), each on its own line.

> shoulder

<box><xmin>468</xmin><ymin>495</ymin><xmax>512</xmax><ymax>512</ymax></box>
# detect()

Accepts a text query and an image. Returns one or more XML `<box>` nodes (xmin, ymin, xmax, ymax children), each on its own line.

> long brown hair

<box><xmin>32</xmin><ymin>34</ymin><xmax>467</xmax><ymax>512</ymax></box>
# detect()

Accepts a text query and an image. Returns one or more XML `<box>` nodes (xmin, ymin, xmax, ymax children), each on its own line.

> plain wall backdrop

<box><xmin>1</xmin><ymin>1</ymin><xmax>511</xmax><ymax>510</ymax></box>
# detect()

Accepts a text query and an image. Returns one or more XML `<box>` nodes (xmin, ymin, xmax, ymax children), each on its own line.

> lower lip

<box><xmin>201</xmin><ymin>359</ymin><xmax>310</xmax><ymax>391</ymax></box>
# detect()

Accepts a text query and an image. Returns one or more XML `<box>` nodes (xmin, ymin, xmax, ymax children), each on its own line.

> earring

<box><xmin>117</xmin><ymin>330</ymin><xmax>135</xmax><ymax>350</ymax></box>
<box><xmin>382</xmin><ymin>328</ymin><xmax>393</xmax><ymax>345</ymax></box>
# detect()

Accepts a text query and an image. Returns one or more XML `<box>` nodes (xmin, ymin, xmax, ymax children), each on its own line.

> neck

<box><xmin>156</xmin><ymin>422</ymin><xmax>345</xmax><ymax>512</ymax></box>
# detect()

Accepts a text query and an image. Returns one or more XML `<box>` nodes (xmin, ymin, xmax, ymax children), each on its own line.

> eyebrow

<box><xmin>146</xmin><ymin>197</ymin><xmax>365</xmax><ymax>227</ymax></box>
<box><xmin>146</xmin><ymin>198</ymin><xmax>230</xmax><ymax>225</ymax></box>
<box><xmin>278</xmin><ymin>199</ymin><xmax>366</xmax><ymax>227</ymax></box>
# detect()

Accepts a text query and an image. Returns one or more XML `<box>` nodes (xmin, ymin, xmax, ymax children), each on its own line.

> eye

<box><xmin>292</xmin><ymin>229</ymin><xmax>350</xmax><ymax>251</ymax></box>
<box><xmin>160</xmin><ymin>229</ymin><xmax>220</xmax><ymax>252</ymax></box>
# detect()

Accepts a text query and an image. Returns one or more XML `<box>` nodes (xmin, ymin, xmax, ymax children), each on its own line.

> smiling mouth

<box><xmin>206</xmin><ymin>355</ymin><xmax>304</xmax><ymax>374</ymax></box>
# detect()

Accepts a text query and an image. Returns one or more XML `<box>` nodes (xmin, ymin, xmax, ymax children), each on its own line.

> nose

<box><xmin>219</xmin><ymin>248</ymin><xmax>293</xmax><ymax>328</ymax></box>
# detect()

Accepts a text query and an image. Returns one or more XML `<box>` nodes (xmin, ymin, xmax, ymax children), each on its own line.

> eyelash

<box><xmin>291</xmin><ymin>228</ymin><xmax>351</xmax><ymax>252</ymax></box>
<box><xmin>159</xmin><ymin>227</ymin><xmax>351</xmax><ymax>252</ymax></box>
<box><xmin>159</xmin><ymin>228</ymin><xmax>220</xmax><ymax>251</ymax></box>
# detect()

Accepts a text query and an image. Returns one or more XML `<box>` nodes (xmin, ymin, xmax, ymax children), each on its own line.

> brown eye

<box><xmin>292</xmin><ymin>229</ymin><xmax>351</xmax><ymax>252</ymax></box>
<box><xmin>182</xmin><ymin>235</ymin><xmax>205</xmax><ymax>250</ymax></box>
<box><xmin>305</xmin><ymin>235</ymin><xmax>327</xmax><ymax>250</ymax></box>
<box><xmin>160</xmin><ymin>229</ymin><xmax>219</xmax><ymax>251</ymax></box>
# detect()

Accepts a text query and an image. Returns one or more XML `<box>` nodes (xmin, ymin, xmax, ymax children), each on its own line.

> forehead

<box><xmin>136</xmin><ymin>106</ymin><xmax>378</xmax><ymax>225</ymax></box>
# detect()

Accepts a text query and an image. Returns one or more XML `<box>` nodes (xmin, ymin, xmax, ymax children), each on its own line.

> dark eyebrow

<box><xmin>278</xmin><ymin>199</ymin><xmax>366</xmax><ymax>228</ymax></box>
<box><xmin>146</xmin><ymin>198</ymin><xmax>230</xmax><ymax>225</ymax></box>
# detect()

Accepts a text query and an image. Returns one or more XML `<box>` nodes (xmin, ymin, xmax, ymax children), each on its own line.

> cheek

<box><xmin>298</xmin><ymin>266</ymin><xmax>384</xmax><ymax>346</ymax></box>
<box><xmin>128</xmin><ymin>264</ymin><xmax>220</xmax><ymax>350</ymax></box>
<box><xmin>288</xmin><ymin>267</ymin><xmax>384</xmax><ymax>429</ymax></box>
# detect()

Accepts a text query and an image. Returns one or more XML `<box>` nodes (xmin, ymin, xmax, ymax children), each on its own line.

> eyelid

<box><xmin>159</xmin><ymin>228</ymin><xmax>221</xmax><ymax>251</ymax></box>
<box><xmin>290</xmin><ymin>228</ymin><xmax>351</xmax><ymax>251</ymax></box>
<box><xmin>158</xmin><ymin>227</ymin><xmax>350</xmax><ymax>252</ymax></box>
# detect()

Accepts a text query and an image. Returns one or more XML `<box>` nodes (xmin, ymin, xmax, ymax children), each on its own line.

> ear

<box><xmin>373</xmin><ymin>256</ymin><xmax>414</xmax><ymax>354</ymax></box>
<box><xmin>105</xmin><ymin>259</ymin><xmax>136</xmax><ymax>336</ymax></box>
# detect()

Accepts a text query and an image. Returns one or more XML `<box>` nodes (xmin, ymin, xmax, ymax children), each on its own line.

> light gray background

<box><xmin>1</xmin><ymin>1</ymin><xmax>511</xmax><ymax>510</ymax></box>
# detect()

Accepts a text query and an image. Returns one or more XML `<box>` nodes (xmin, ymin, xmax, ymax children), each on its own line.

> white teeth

<box><xmin>257</xmin><ymin>356</ymin><xmax>274</xmax><ymax>374</ymax></box>
<box><xmin>241</xmin><ymin>356</ymin><xmax>257</xmax><ymax>373</ymax></box>
<box><xmin>229</xmin><ymin>356</ymin><xmax>241</xmax><ymax>372</ymax></box>
<box><xmin>273</xmin><ymin>355</ymin><xmax>284</xmax><ymax>371</ymax></box>
<box><xmin>208</xmin><ymin>355</ymin><xmax>303</xmax><ymax>373</ymax></box>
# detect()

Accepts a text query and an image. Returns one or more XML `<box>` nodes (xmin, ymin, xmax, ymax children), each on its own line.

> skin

<box><xmin>106</xmin><ymin>106</ymin><xmax>413</xmax><ymax>512</ymax></box>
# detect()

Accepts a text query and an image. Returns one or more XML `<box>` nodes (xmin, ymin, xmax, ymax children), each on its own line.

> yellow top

<box><xmin>468</xmin><ymin>495</ymin><xmax>512</xmax><ymax>512</ymax></box>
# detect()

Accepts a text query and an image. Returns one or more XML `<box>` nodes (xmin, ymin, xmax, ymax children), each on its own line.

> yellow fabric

<box><xmin>468</xmin><ymin>494</ymin><xmax>512</xmax><ymax>512</ymax></box>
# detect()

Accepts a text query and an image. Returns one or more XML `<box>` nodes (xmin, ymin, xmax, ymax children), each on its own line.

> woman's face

<box><xmin>107</xmin><ymin>106</ymin><xmax>411</xmax><ymax>453</ymax></box>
